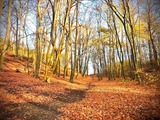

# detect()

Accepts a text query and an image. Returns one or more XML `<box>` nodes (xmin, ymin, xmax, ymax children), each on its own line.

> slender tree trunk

<box><xmin>148</xmin><ymin>40</ymin><xmax>153</xmax><ymax>64</ymax></box>
<box><xmin>78</xmin><ymin>47</ymin><xmax>82</xmax><ymax>73</ymax></box>
<box><xmin>0</xmin><ymin>54</ymin><xmax>4</xmax><ymax>71</ymax></box>
<box><xmin>82</xmin><ymin>54</ymin><xmax>89</xmax><ymax>77</ymax></box>
<box><xmin>58</xmin><ymin>58</ymin><xmax>60</xmax><ymax>77</ymax></box>
<box><xmin>149</xmin><ymin>25</ymin><xmax>158</xmax><ymax>66</ymax></box>
<box><xmin>126</xmin><ymin>41</ymin><xmax>134</xmax><ymax>79</ymax></box>
<box><xmin>103</xmin><ymin>46</ymin><xmax>107</xmax><ymax>67</ymax></box>
<box><xmin>34</xmin><ymin>0</ymin><xmax>42</xmax><ymax>78</ymax></box>
<box><xmin>70</xmin><ymin>1</ymin><xmax>78</xmax><ymax>82</ymax></box>
<box><xmin>64</xmin><ymin>36</ymin><xmax>69</xmax><ymax>78</ymax></box>
<box><xmin>70</xmin><ymin>44</ymin><xmax>74</xmax><ymax>82</ymax></box>
<box><xmin>64</xmin><ymin>16</ymin><xmax>71</xmax><ymax>78</ymax></box>
<box><xmin>15</xmin><ymin>15</ymin><xmax>19</xmax><ymax>57</ymax></box>
<box><xmin>0</xmin><ymin>0</ymin><xmax>3</xmax><ymax>20</ymax></box>
<box><xmin>0</xmin><ymin>0</ymin><xmax>12</xmax><ymax>70</ymax></box>
<box><xmin>112</xmin><ymin>12</ymin><xmax>126</xmax><ymax>80</ymax></box>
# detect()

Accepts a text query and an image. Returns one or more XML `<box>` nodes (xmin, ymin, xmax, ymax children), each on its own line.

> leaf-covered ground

<box><xmin>0</xmin><ymin>72</ymin><xmax>160</xmax><ymax>120</ymax></box>
<box><xmin>0</xmin><ymin>52</ymin><xmax>160</xmax><ymax>120</ymax></box>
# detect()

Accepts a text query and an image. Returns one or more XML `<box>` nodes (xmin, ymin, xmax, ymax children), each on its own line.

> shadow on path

<box><xmin>0</xmin><ymin>82</ymin><xmax>88</xmax><ymax>120</ymax></box>
<box><xmin>55</xmin><ymin>88</ymin><xmax>86</xmax><ymax>103</ymax></box>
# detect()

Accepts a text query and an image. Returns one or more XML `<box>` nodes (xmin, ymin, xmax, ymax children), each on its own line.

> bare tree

<box><xmin>0</xmin><ymin>0</ymin><xmax>13</xmax><ymax>70</ymax></box>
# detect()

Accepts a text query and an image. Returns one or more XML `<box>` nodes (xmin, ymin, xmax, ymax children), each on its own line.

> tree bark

<box><xmin>0</xmin><ymin>0</ymin><xmax>3</xmax><ymax>21</ymax></box>
<box><xmin>70</xmin><ymin>1</ymin><xmax>78</xmax><ymax>82</ymax></box>
<box><xmin>0</xmin><ymin>0</ymin><xmax>12</xmax><ymax>70</ymax></box>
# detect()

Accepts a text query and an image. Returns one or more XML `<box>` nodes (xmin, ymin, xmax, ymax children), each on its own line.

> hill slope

<box><xmin>0</xmin><ymin>52</ymin><xmax>160</xmax><ymax>119</ymax></box>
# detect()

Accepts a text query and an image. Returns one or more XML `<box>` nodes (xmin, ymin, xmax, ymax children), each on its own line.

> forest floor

<box><xmin>0</xmin><ymin>52</ymin><xmax>160</xmax><ymax>120</ymax></box>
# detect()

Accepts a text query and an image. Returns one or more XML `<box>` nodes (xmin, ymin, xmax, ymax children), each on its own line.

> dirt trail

<box><xmin>0</xmin><ymin>52</ymin><xmax>160</xmax><ymax>119</ymax></box>
<box><xmin>59</xmin><ymin>76</ymin><xmax>160</xmax><ymax>120</ymax></box>
<box><xmin>71</xmin><ymin>75</ymin><xmax>160</xmax><ymax>95</ymax></box>
<box><xmin>48</xmin><ymin>75</ymin><xmax>160</xmax><ymax>119</ymax></box>
<box><xmin>0</xmin><ymin>71</ymin><xmax>160</xmax><ymax>120</ymax></box>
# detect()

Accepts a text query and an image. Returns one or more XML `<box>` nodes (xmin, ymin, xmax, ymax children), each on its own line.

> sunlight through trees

<box><xmin>0</xmin><ymin>0</ymin><xmax>159</xmax><ymax>83</ymax></box>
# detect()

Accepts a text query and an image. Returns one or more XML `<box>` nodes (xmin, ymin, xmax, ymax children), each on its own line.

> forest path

<box><xmin>59</xmin><ymin>75</ymin><xmax>160</xmax><ymax>119</ymax></box>
<box><xmin>0</xmin><ymin>71</ymin><xmax>160</xmax><ymax>120</ymax></box>
<box><xmin>54</xmin><ymin>75</ymin><xmax>160</xmax><ymax>95</ymax></box>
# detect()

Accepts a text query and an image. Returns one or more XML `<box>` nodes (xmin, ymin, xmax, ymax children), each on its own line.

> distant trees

<box><xmin>0</xmin><ymin>0</ymin><xmax>159</xmax><ymax>83</ymax></box>
<box><xmin>43</xmin><ymin>0</ymin><xmax>73</xmax><ymax>83</ymax></box>
<box><xmin>34</xmin><ymin>0</ymin><xmax>49</xmax><ymax>77</ymax></box>
<box><xmin>11</xmin><ymin>0</ymin><xmax>30</xmax><ymax>58</ymax></box>
<box><xmin>100</xmin><ymin>0</ymin><xmax>159</xmax><ymax>82</ymax></box>
<box><xmin>144</xmin><ymin>0</ymin><xmax>159</xmax><ymax>66</ymax></box>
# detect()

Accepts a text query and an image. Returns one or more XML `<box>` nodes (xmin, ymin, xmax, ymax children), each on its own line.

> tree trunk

<box><xmin>70</xmin><ymin>1</ymin><xmax>78</xmax><ymax>83</ymax></box>
<box><xmin>34</xmin><ymin>0</ymin><xmax>42</xmax><ymax>78</ymax></box>
<box><xmin>0</xmin><ymin>0</ymin><xmax>3</xmax><ymax>20</ymax></box>
<box><xmin>63</xmin><ymin>37</ymin><xmax>69</xmax><ymax>78</ymax></box>
<box><xmin>148</xmin><ymin>40</ymin><xmax>152</xmax><ymax>64</ymax></box>
<box><xmin>15</xmin><ymin>14</ymin><xmax>19</xmax><ymax>57</ymax></box>
<box><xmin>0</xmin><ymin>0</ymin><xmax>12</xmax><ymax>70</ymax></box>
<box><xmin>64</xmin><ymin>16</ymin><xmax>70</xmax><ymax>78</ymax></box>
<box><xmin>111</xmin><ymin>12</ymin><xmax>126</xmax><ymax>80</ymax></box>
<box><xmin>149</xmin><ymin>25</ymin><xmax>158</xmax><ymax>66</ymax></box>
